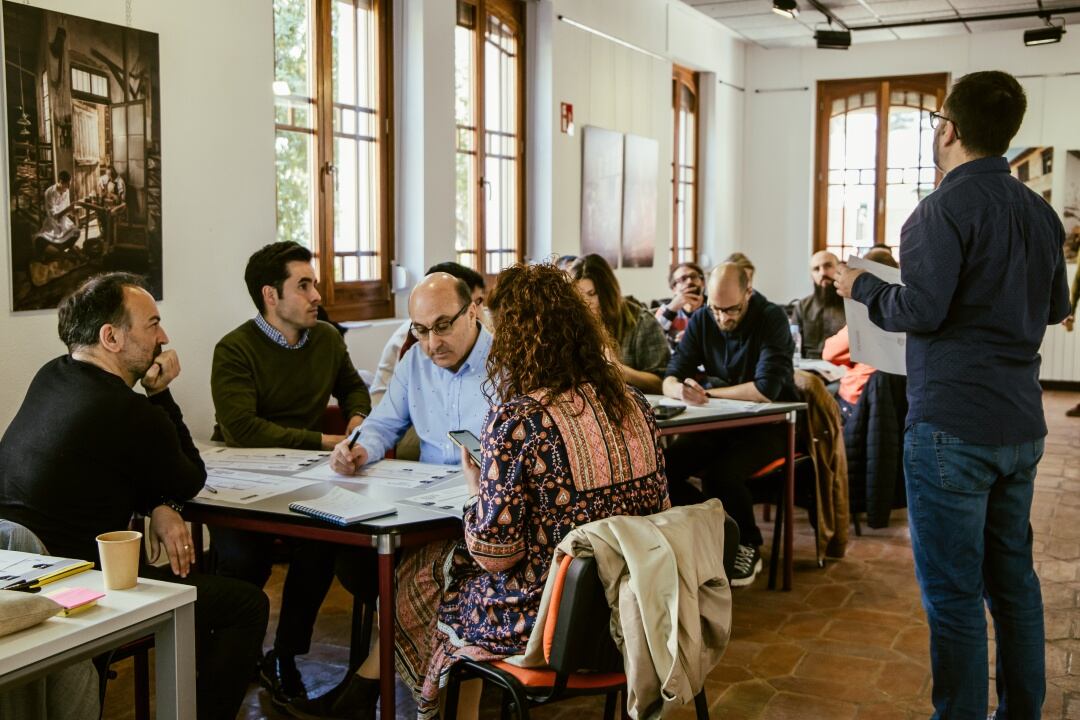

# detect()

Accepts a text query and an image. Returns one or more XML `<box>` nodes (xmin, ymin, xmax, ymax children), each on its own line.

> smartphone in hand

<box><xmin>448</xmin><ymin>430</ymin><xmax>483</xmax><ymax>466</ymax></box>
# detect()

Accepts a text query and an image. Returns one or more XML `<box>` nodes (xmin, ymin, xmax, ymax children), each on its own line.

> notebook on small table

<box><xmin>289</xmin><ymin>486</ymin><xmax>397</xmax><ymax>526</ymax></box>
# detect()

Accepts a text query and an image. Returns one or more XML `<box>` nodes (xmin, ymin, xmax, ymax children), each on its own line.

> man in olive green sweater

<box><xmin>210</xmin><ymin>241</ymin><xmax>372</xmax><ymax>706</ymax></box>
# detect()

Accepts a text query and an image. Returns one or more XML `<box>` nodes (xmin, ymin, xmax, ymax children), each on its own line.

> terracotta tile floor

<box><xmin>103</xmin><ymin>391</ymin><xmax>1080</xmax><ymax>719</ymax></box>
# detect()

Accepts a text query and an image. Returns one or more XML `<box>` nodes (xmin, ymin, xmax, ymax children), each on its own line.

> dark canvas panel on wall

<box><xmin>4</xmin><ymin>1</ymin><xmax>162</xmax><ymax>311</ymax></box>
<box><xmin>580</xmin><ymin>125</ymin><xmax>623</xmax><ymax>267</ymax></box>
<box><xmin>620</xmin><ymin>133</ymin><xmax>657</xmax><ymax>268</ymax></box>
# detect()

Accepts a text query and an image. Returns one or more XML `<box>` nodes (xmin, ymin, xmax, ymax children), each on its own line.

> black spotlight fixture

<box><xmin>816</xmin><ymin>28</ymin><xmax>852</xmax><ymax>49</ymax></box>
<box><xmin>1024</xmin><ymin>17</ymin><xmax>1066</xmax><ymax>46</ymax></box>
<box><xmin>773</xmin><ymin>0</ymin><xmax>799</xmax><ymax>19</ymax></box>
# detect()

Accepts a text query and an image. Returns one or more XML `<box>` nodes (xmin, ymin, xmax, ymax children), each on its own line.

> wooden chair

<box><xmin>443</xmin><ymin>514</ymin><xmax>740</xmax><ymax>720</ymax></box>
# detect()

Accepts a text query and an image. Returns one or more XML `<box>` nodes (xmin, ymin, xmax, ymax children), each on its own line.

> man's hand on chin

<box><xmin>141</xmin><ymin>349</ymin><xmax>180</xmax><ymax>395</ymax></box>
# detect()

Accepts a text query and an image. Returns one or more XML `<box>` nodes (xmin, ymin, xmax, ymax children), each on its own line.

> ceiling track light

<box><xmin>772</xmin><ymin>0</ymin><xmax>799</xmax><ymax>19</ymax></box>
<box><xmin>1024</xmin><ymin>16</ymin><xmax>1066</xmax><ymax>45</ymax></box>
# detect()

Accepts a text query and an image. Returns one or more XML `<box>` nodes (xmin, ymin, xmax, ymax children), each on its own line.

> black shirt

<box><xmin>0</xmin><ymin>356</ymin><xmax>205</xmax><ymax>562</ymax></box>
<box><xmin>852</xmin><ymin>156</ymin><xmax>1071</xmax><ymax>445</ymax></box>
<box><xmin>666</xmin><ymin>290</ymin><xmax>797</xmax><ymax>401</ymax></box>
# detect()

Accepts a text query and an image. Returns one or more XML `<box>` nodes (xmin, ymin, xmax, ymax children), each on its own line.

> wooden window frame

<box><xmin>275</xmin><ymin>0</ymin><xmax>395</xmax><ymax>320</ymax></box>
<box><xmin>813</xmin><ymin>73</ymin><xmax>948</xmax><ymax>255</ymax></box>
<box><xmin>671</xmin><ymin>64</ymin><xmax>699</xmax><ymax>268</ymax></box>
<box><xmin>456</xmin><ymin>0</ymin><xmax>526</xmax><ymax>283</ymax></box>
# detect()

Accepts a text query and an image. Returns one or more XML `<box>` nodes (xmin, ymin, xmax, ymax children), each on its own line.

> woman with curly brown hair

<box><xmin>569</xmin><ymin>254</ymin><xmax>670</xmax><ymax>394</ymax></box>
<box><xmin>298</xmin><ymin>263</ymin><xmax>671</xmax><ymax>720</ymax></box>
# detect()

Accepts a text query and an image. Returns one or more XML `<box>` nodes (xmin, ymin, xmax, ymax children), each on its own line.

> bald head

<box><xmin>707</xmin><ymin>263</ymin><xmax>752</xmax><ymax>332</ymax></box>
<box><xmin>864</xmin><ymin>247</ymin><xmax>898</xmax><ymax>269</ymax></box>
<box><xmin>408</xmin><ymin>272</ymin><xmax>479</xmax><ymax>372</ymax></box>
<box><xmin>810</xmin><ymin>251</ymin><xmax>840</xmax><ymax>289</ymax></box>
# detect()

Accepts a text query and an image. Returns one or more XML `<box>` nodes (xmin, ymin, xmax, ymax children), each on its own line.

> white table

<box><xmin>0</xmin><ymin>550</ymin><xmax>197</xmax><ymax>719</ymax></box>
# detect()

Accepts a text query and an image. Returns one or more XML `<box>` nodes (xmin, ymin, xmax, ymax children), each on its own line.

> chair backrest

<box><xmin>545</xmin><ymin>556</ymin><xmax>623</xmax><ymax>676</ymax></box>
<box><xmin>0</xmin><ymin>520</ymin><xmax>48</xmax><ymax>554</ymax></box>
<box><xmin>545</xmin><ymin>512</ymin><xmax>739</xmax><ymax>677</ymax></box>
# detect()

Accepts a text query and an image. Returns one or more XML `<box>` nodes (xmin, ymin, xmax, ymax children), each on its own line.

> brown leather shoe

<box><xmin>1066</xmin><ymin>404</ymin><xmax>1080</xmax><ymax>418</ymax></box>
<box><xmin>285</xmin><ymin>674</ymin><xmax>379</xmax><ymax>720</ymax></box>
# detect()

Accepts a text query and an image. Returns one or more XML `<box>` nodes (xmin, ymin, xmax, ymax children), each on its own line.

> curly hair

<box><xmin>486</xmin><ymin>262</ymin><xmax>634</xmax><ymax>423</ymax></box>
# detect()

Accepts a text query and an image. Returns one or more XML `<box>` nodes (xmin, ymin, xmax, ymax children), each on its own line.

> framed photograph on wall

<box><xmin>1064</xmin><ymin>150</ymin><xmax>1079</xmax><ymax>263</ymax></box>
<box><xmin>4</xmin><ymin>2</ymin><xmax>162</xmax><ymax>311</ymax></box>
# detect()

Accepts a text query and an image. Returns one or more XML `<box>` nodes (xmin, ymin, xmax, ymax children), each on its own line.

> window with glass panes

<box><xmin>814</xmin><ymin>74</ymin><xmax>947</xmax><ymax>261</ymax></box>
<box><xmin>454</xmin><ymin>0</ymin><xmax>525</xmax><ymax>278</ymax></box>
<box><xmin>672</xmin><ymin>66</ymin><xmax>698</xmax><ymax>267</ymax></box>
<box><xmin>273</xmin><ymin>0</ymin><xmax>393</xmax><ymax>319</ymax></box>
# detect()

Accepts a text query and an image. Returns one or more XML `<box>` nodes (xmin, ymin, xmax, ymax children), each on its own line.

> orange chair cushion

<box><xmin>541</xmin><ymin>555</ymin><xmax>574</xmax><ymax>663</ymax></box>
<box><xmin>749</xmin><ymin>453</ymin><xmax>807</xmax><ymax>479</ymax></box>
<box><xmin>489</xmin><ymin>660</ymin><xmax>625</xmax><ymax>690</ymax></box>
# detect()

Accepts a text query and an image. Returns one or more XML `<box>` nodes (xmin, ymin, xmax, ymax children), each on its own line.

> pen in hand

<box><xmin>347</xmin><ymin>427</ymin><xmax>362</xmax><ymax>450</ymax></box>
<box><xmin>203</xmin><ymin>485</ymin><xmax>218</xmax><ymax>494</ymax></box>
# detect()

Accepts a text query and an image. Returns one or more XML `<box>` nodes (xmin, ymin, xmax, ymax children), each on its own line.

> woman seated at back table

<box><xmin>569</xmin><ymin>254</ymin><xmax>670</xmax><ymax>394</ymax></box>
<box><xmin>290</xmin><ymin>262</ymin><xmax>671</xmax><ymax>720</ymax></box>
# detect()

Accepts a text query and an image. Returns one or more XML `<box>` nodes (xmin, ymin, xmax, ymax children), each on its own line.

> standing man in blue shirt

<box><xmin>837</xmin><ymin>71</ymin><xmax>1070</xmax><ymax>720</ymax></box>
<box><xmin>289</xmin><ymin>272</ymin><xmax>492</xmax><ymax>718</ymax></box>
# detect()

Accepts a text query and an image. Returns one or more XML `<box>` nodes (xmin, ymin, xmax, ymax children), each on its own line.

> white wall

<box><xmin>742</xmin><ymin>30</ymin><xmax>1080</xmax><ymax>305</ymax></box>
<box><xmin>550</xmin><ymin>0</ymin><xmax>746</xmax><ymax>301</ymax></box>
<box><xmin>0</xmin><ymin>0</ymin><xmax>275</xmax><ymax>438</ymax></box>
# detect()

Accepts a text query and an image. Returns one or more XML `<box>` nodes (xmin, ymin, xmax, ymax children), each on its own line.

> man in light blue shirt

<box><xmin>330</xmin><ymin>272</ymin><xmax>491</xmax><ymax>473</ymax></box>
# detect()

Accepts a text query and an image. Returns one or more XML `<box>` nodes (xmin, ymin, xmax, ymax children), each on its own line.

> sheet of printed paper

<box><xmin>843</xmin><ymin>255</ymin><xmax>907</xmax><ymax>375</ymax></box>
<box><xmin>200</xmin><ymin>446</ymin><xmax>331</xmax><ymax>472</ymax></box>
<box><xmin>400</xmin><ymin>484</ymin><xmax>474</xmax><ymax>517</ymax></box>
<box><xmin>795</xmin><ymin>358</ymin><xmax>848</xmax><ymax>382</ymax></box>
<box><xmin>294</xmin><ymin>459</ymin><xmax>462</xmax><ymax>489</ymax></box>
<box><xmin>655</xmin><ymin>396</ymin><xmax>771</xmax><ymax>413</ymax></box>
<box><xmin>198</xmin><ymin>468</ymin><xmax>318</xmax><ymax>504</ymax></box>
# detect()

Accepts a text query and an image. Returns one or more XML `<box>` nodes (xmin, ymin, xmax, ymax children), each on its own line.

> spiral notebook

<box><xmin>288</xmin><ymin>486</ymin><xmax>397</xmax><ymax>525</ymax></box>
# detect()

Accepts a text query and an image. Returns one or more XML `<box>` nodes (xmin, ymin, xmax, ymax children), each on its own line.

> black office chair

<box><xmin>443</xmin><ymin>514</ymin><xmax>739</xmax><ymax>719</ymax></box>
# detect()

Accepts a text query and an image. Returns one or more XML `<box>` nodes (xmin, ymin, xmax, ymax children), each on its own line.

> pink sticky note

<box><xmin>45</xmin><ymin>587</ymin><xmax>105</xmax><ymax>609</ymax></box>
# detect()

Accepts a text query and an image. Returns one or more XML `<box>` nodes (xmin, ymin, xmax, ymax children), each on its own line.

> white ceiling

<box><xmin>679</xmin><ymin>0</ymin><xmax>1076</xmax><ymax>48</ymax></box>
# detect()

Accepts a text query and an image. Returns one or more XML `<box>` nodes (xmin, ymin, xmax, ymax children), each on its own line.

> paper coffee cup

<box><xmin>96</xmin><ymin>530</ymin><xmax>142</xmax><ymax>590</ymax></box>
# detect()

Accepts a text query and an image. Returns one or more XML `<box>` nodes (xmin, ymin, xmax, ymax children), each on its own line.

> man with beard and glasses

<box><xmin>793</xmin><ymin>250</ymin><xmax>845</xmax><ymax>359</ymax></box>
<box><xmin>0</xmin><ymin>273</ymin><xmax>268</xmax><ymax>720</ymax></box>
<box><xmin>838</xmin><ymin>71</ymin><xmax>1069</xmax><ymax>719</ymax></box>
<box><xmin>210</xmin><ymin>241</ymin><xmax>372</xmax><ymax>707</ymax></box>
<box><xmin>661</xmin><ymin>262</ymin><xmax>796</xmax><ymax>587</ymax></box>
<box><xmin>654</xmin><ymin>261</ymin><xmax>707</xmax><ymax>350</ymax></box>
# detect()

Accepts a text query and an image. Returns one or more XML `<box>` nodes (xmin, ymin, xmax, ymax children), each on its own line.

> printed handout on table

<box><xmin>198</xmin><ymin>468</ymin><xmax>318</xmax><ymax>504</ymax></box>
<box><xmin>200</xmin><ymin>446</ymin><xmax>330</xmax><ymax>473</ymax></box>
<box><xmin>655</xmin><ymin>396</ymin><xmax>770</xmax><ymax>413</ymax></box>
<box><xmin>294</xmin><ymin>459</ymin><xmax>462</xmax><ymax>489</ymax></box>
<box><xmin>400</xmin><ymin>484</ymin><xmax>474</xmax><ymax>517</ymax></box>
<box><xmin>844</xmin><ymin>255</ymin><xmax>906</xmax><ymax>375</ymax></box>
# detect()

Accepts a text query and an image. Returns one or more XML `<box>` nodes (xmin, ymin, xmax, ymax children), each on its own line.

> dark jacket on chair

<box><xmin>843</xmin><ymin>371</ymin><xmax>907</xmax><ymax>528</ymax></box>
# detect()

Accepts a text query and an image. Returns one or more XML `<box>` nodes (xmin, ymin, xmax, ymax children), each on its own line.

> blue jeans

<box><xmin>904</xmin><ymin>422</ymin><xmax>1045</xmax><ymax>720</ymax></box>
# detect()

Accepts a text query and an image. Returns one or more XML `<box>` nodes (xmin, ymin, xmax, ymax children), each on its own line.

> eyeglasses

<box><xmin>710</xmin><ymin>302</ymin><xmax>744</xmax><ymax>318</ymax></box>
<box><xmin>929</xmin><ymin>111</ymin><xmax>960</xmax><ymax>138</ymax></box>
<box><xmin>672</xmin><ymin>271</ymin><xmax>703</xmax><ymax>286</ymax></box>
<box><xmin>410</xmin><ymin>303</ymin><xmax>470</xmax><ymax>340</ymax></box>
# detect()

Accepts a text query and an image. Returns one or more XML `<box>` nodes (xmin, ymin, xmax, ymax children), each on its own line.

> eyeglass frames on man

<box><xmin>673</xmin><ymin>271</ymin><xmax>703</xmax><ymax>286</ymax></box>
<box><xmin>929</xmin><ymin>111</ymin><xmax>961</xmax><ymax>138</ymax></box>
<box><xmin>410</xmin><ymin>303</ymin><xmax>470</xmax><ymax>340</ymax></box>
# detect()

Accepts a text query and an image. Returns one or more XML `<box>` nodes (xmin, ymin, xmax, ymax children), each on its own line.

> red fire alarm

<box><xmin>560</xmin><ymin>102</ymin><xmax>574</xmax><ymax>136</ymax></box>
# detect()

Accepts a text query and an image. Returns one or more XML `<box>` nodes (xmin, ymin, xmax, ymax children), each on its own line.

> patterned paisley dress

<box><xmin>394</xmin><ymin>383</ymin><xmax>670</xmax><ymax>718</ymax></box>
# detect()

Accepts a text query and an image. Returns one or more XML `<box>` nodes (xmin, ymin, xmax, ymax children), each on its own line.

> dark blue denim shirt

<box><xmin>852</xmin><ymin>156</ymin><xmax>1070</xmax><ymax>446</ymax></box>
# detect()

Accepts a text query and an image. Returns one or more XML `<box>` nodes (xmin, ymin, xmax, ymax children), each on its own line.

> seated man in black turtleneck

<box><xmin>662</xmin><ymin>262</ymin><xmax>797</xmax><ymax>589</ymax></box>
<box><xmin>0</xmin><ymin>272</ymin><xmax>267</xmax><ymax>720</ymax></box>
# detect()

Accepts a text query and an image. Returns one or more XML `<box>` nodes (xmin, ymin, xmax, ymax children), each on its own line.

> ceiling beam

<box><xmin>848</xmin><ymin>4</ymin><xmax>1080</xmax><ymax>30</ymax></box>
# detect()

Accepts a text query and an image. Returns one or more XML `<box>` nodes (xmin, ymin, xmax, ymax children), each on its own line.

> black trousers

<box><xmin>209</xmin><ymin>528</ymin><xmax>336</xmax><ymax>657</ymax></box>
<box><xmin>142</xmin><ymin>566</ymin><xmax>268</xmax><ymax>720</ymax></box>
<box><xmin>332</xmin><ymin>547</ymin><xmax>382</xmax><ymax>603</ymax></box>
<box><xmin>663</xmin><ymin>425</ymin><xmax>787</xmax><ymax>547</ymax></box>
